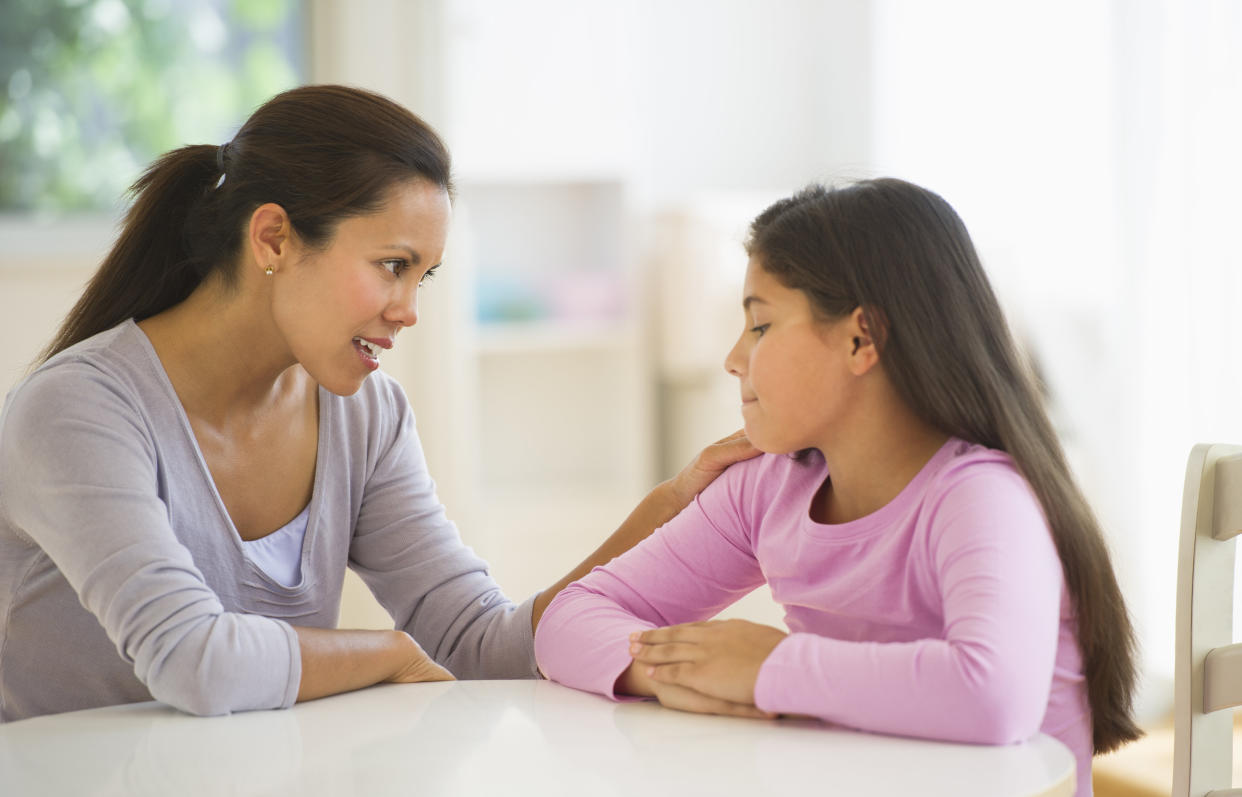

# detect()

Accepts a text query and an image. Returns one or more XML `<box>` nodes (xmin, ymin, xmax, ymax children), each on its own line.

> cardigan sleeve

<box><xmin>346</xmin><ymin>391</ymin><xmax>537</xmax><ymax>679</ymax></box>
<box><xmin>0</xmin><ymin>363</ymin><xmax>300</xmax><ymax>716</ymax></box>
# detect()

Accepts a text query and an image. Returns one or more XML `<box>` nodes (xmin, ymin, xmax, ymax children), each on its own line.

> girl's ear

<box><xmin>247</xmin><ymin>203</ymin><xmax>293</xmax><ymax>276</ymax></box>
<box><xmin>847</xmin><ymin>306</ymin><xmax>881</xmax><ymax>376</ymax></box>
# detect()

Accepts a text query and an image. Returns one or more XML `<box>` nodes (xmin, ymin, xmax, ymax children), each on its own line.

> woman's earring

<box><xmin>264</xmin><ymin>266</ymin><xmax>274</xmax><ymax>276</ymax></box>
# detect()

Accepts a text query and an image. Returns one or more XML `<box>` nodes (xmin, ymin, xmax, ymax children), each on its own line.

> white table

<box><xmin>0</xmin><ymin>680</ymin><xmax>1075</xmax><ymax>796</ymax></box>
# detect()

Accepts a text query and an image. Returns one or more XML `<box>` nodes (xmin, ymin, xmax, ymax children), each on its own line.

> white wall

<box><xmin>5</xmin><ymin>0</ymin><xmax>1238</xmax><ymax>714</ymax></box>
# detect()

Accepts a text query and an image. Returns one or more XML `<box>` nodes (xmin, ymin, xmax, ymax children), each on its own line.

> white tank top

<box><xmin>240</xmin><ymin>505</ymin><xmax>309</xmax><ymax>587</ymax></box>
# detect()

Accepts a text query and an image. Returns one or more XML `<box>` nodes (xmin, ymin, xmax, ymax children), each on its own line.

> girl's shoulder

<box><xmin>704</xmin><ymin>449</ymin><xmax>828</xmax><ymax>510</ymax></box>
<box><xmin>928</xmin><ymin>439</ymin><xmax>1028</xmax><ymax>489</ymax></box>
<box><xmin>920</xmin><ymin>438</ymin><xmax>1043</xmax><ymax>521</ymax></box>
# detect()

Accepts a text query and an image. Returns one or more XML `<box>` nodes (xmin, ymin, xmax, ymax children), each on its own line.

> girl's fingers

<box><xmin>654</xmin><ymin>682</ymin><xmax>772</xmax><ymax>720</ymax></box>
<box><xmin>631</xmin><ymin>623</ymin><xmax>706</xmax><ymax>645</ymax></box>
<box><xmin>629</xmin><ymin>640</ymin><xmax>698</xmax><ymax>664</ymax></box>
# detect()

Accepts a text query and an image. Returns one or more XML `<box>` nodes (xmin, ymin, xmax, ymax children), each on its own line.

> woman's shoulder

<box><xmin>3</xmin><ymin>321</ymin><xmax>156</xmax><ymax>419</ymax></box>
<box><xmin>323</xmin><ymin>369</ymin><xmax>410</xmax><ymax>430</ymax></box>
<box><xmin>317</xmin><ymin>370</ymin><xmax>419</xmax><ymax>472</ymax></box>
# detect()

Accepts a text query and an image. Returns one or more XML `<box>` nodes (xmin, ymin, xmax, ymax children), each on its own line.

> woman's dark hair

<box><xmin>41</xmin><ymin>84</ymin><xmax>452</xmax><ymax>361</ymax></box>
<box><xmin>747</xmin><ymin>178</ymin><xmax>1140</xmax><ymax>754</ymax></box>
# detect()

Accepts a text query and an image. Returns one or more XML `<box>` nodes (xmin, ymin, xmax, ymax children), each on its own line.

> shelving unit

<box><xmin>449</xmin><ymin>179</ymin><xmax>655</xmax><ymax>599</ymax></box>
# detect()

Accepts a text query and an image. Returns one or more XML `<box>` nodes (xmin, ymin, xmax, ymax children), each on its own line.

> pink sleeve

<box><xmin>753</xmin><ymin>468</ymin><xmax>1063</xmax><ymax>745</ymax></box>
<box><xmin>534</xmin><ymin>468</ymin><xmax>766</xmax><ymax>699</ymax></box>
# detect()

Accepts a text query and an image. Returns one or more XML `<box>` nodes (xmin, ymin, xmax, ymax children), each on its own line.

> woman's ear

<box><xmin>847</xmin><ymin>306</ymin><xmax>881</xmax><ymax>376</ymax></box>
<box><xmin>247</xmin><ymin>203</ymin><xmax>292</xmax><ymax>276</ymax></box>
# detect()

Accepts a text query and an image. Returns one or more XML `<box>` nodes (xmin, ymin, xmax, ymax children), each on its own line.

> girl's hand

<box><xmin>662</xmin><ymin>431</ymin><xmax>761</xmax><ymax>513</ymax></box>
<box><xmin>617</xmin><ymin>658</ymin><xmax>772</xmax><ymax>719</ymax></box>
<box><xmin>629</xmin><ymin>619</ymin><xmax>787</xmax><ymax>706</ymax></box>
<box><xmin>648</xmin><ymin>680</ymin><xmax>774</xmax><ymax>719</ymax></box>
<box><xmin>386</xmin><ymin>632</ymin><xmax>456</xmax><ymax>684</ymax></box>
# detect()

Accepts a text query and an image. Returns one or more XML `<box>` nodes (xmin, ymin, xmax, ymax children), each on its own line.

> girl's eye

<box><xmin>380</xmin><ymin>258</ymin><xmax>410</xmax><ymax>277</ymax></box>
<box><xmin>418</xmin><ymin>266</ymin><xmax>440</xmax><ymax>287</ymax></box>
<box><xmin>750</xmin><ymin>323</ymin><xmax>770</xmax><ymax>337</ymax></box>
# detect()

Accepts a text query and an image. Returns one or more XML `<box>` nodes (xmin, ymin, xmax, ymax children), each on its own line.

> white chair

<box><xmin>1175</xmin><ymin>443</ymin><xmax>1242</xmax><ymax>796</ymax></box>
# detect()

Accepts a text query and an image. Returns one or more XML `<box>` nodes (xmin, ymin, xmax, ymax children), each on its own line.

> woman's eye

<box><xmin>380</xmin><ymin>258</ymin><xmax>409</xmax><ymax>277</ymax></box>
<box><xmin>750</xmin><ymin>323</ymin><xmax>770</xmax><ymax>336</ymax></box>
<box><xmin>418</xmin><ymin>266</ymin><xmax>440</xmax><ymax>287</ymax></box>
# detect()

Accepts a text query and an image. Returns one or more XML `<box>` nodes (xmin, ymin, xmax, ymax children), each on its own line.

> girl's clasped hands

<box><xmin>627</xmin><ymin>620</ymin><xmax>787</xmax><ymax>719</ymax></box>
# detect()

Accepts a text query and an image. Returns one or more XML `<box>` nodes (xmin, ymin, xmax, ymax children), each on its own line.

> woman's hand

<box><xmin>628</xmin><ymin>619</ymin><xmax>787</xmax><ymax>707</ymax></box>
<box><xmin>660</xmin><ymin>430</ymin><xmax>761</xmax><ymax>516</ymax></box>
<box><xmin>386</xmin><ymin>632</ymin><xmax>456</xmax><ymax>684</ymax></box>
<box><xmin>295</xmin><ymin>627</ymin><xmax>453</xmax><ymax>703</ymax></box>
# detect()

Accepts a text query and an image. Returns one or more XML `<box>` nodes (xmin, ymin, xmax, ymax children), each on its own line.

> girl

<box><xmin>534</xmin><ymin>178</ymin><xmax>1140</xmax><ymax>795</ymax></box>
<box><xmin>0</xmin><ymin>85</ymin><xmax>755</xmax><ymax>722</ymax></box>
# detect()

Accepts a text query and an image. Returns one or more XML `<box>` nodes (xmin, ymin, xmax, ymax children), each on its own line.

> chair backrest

<box><xmin>1174</xmin><ymin>443</ymin><xmax>1242</xmax><ymax>797</ymax></box>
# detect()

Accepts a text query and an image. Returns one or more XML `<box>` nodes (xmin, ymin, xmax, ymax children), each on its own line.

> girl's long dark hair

<box><xmin>41</xmin><ymin>84</ymin><xmax>452</xmax><ymax>361</ymax></box>
<box><xmin>747</xmin><ymin>179</ymin><xmax>1140</xmax><ymax>753</ymax></box>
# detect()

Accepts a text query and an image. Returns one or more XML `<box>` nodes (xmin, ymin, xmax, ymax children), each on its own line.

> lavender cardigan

<box><xmin>0</xmin><ymin>320</ymin><xmax>536</xmax><ymax>722</ymax></box>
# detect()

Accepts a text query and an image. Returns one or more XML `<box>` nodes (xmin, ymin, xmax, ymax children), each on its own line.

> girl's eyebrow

<box><xmin>742</xmin><ymin>296</ymin><xmax>768</xmax><ymax>310</ymax></box>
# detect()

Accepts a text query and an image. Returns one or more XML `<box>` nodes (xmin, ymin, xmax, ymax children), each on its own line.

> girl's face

<box><xmin>724</xmin><ymin>257</ymin><xmax>856</xmax><ymax>454</ymax></box>
<box><xmin>273</xmin><ymin>179</ymin><xmax>451</xmax><ymax>396</ymax></box>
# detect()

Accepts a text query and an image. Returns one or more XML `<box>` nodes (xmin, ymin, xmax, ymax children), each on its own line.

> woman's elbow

<box><xmin>131</xmin><ymin>617</ymin><xmax>294</xmax><ymax>717</ymax></box>
<box><xmin>148</xmin><ymin>681</ymin><xmax>233</xmax><ymax>717</ymax></box>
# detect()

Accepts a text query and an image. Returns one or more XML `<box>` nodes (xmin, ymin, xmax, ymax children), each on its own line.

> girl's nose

<box><xmin>724</xmin><ymin>332</ymin><xmax>745</xmax><ymax>377</ymax></box>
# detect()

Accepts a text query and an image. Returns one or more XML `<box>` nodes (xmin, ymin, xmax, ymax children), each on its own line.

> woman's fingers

<box><xmin>665</xmin><ymin>431</ymin><xmax>760</xmax><ymax>508</ymax></box>
<box><xmin>699</xmin><ymin>430</ymin><xmax>760</xmax><ymax>468</ymax></box>
<box><xmin>386</xmin><ymin>633</ymin><xmax>457</xmax><ymax>684</ymax></box>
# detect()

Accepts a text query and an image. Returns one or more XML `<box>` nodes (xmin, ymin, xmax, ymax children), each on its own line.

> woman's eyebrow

<box><xmin>742</xmin><ymin>295</ymin><xmax>768</xmax><ymax>310</ymax></box>
<box><xmin>381</xmin><ymin>244</ymin><xmax>421</xmax><ymax>264</ymax></box>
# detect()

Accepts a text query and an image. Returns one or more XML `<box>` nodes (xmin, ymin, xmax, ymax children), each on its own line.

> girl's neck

<box><xmin>810</xmin><ymin>396</ymin><xmax>949</xmax><ymax>526</ymax></box>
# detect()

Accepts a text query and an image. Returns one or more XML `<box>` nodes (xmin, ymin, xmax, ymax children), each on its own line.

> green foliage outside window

<box><xmin>0</xmin><ymin>0</ymin><xmax>304</xmax><ymax>214</ymax></box>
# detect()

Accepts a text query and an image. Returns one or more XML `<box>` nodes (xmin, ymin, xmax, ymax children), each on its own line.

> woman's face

<box><xmin>273</xmin><ymin>179</ymin><xmax>451</xmax><ymax>396</ymax></box>
<box><xmin>723</xmin><ymin>258</ymin><xmax>854</xmax><ymax>454</ymax></box>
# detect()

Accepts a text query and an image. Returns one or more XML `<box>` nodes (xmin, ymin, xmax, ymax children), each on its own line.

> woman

<box><xmin>0</xmin><ymin>84</ymin><xmax>755</xmax><ymax>722</ymax></box>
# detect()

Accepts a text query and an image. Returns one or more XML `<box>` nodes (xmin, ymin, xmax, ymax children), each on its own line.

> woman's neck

<box><xmin>137</xmin><ymin>277</ymin><xmax>305</xmax><ymax>428</ymax></box>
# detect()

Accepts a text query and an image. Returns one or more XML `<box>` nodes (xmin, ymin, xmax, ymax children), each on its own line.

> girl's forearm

<box><xmin>615</xmin><ymin>659</ymin><xmax>657</xmax><ymax>697</ymax></box>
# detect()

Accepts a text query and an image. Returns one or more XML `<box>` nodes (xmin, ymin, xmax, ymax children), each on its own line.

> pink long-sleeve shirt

<box><xmin>535</xmin><ymin>439</ymin><xmax>1092</xmax><ymax>795</ymax></box>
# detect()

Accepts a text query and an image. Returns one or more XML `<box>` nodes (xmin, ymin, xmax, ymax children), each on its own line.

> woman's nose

<box><xmin>387</xmin><ymin>285</ymin><xmax>419</xmax><ymax>327</ymax></box>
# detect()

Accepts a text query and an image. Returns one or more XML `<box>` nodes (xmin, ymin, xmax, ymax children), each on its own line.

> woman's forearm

<box><xmin>532</xmin><ymin>431</ymin><xmax>759</xmax><ymax>632</ymax></box>
<box><xmin>531</xmin><ymin>483</ymin><xmax>685</xmax><ymax>630</ymax></box>
<box><xmin>293</xmin><ymin>626</ymin><xmax>450</xmax><ymax>703</ymax></box>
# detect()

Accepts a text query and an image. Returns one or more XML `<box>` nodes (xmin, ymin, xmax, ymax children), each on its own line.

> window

<box><xmin>0</xmin><ymin>0</ymin><xmax>304</xmax><ymax>214</ymax></box>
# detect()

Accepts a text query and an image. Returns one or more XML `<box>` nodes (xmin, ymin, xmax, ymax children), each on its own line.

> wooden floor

<box><xmin>1092</xmin><ymin>717</ymin><xmax>1242</xmax><ymax>797</ymax></box>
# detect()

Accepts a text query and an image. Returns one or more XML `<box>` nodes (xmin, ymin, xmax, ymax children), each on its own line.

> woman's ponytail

<box><xmin>40</xmin><ymin>144</ymin><xmax>221</xmax><ymax>361</ymax></box>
